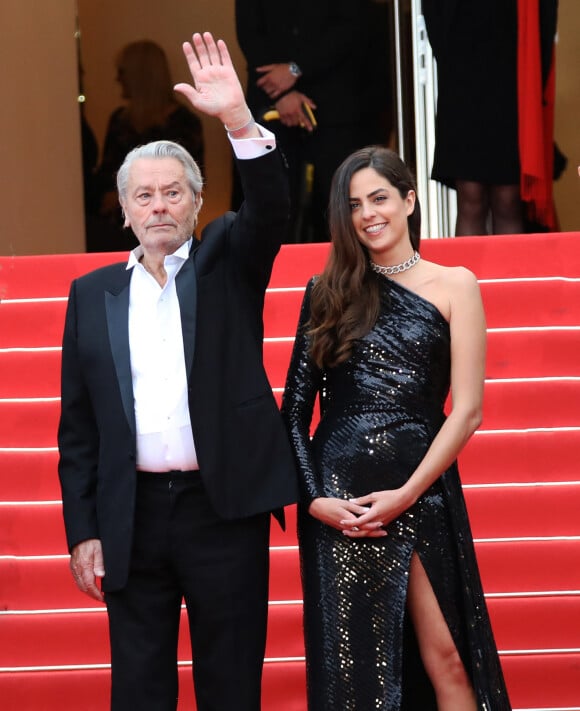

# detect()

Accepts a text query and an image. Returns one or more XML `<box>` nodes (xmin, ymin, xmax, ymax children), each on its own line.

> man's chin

<box><xmin>147</xmin><ymin>224</ymin><xmax>176</xmax><ymax>231</ymax></box>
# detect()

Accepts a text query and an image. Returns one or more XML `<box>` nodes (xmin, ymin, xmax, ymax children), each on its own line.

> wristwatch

<box><xmin>288</xmin><ymin>62</ymin><xmax>302</xmax><ymax>78</ymax></box>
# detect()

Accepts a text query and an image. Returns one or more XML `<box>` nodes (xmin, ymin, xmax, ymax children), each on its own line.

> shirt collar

<box><xmin>126</xmin><ymin>238</ymin><xmax>192</xmax><ymax>270</ymax></box>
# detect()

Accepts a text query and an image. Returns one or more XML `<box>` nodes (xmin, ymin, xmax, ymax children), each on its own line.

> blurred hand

<box><xmin>275</xmin><ymin>92</ymin><xmax>316</xmax><ymax>131</ymax></box>
<box><xmin>256</xmin><ymin>63</ymin><xmax>298</xmax><ymax>98</ymax></box>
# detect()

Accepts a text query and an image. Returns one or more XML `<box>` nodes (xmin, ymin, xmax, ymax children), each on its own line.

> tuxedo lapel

<box><xmin>105</xmin><ymin>275</ymin><xmax>135</xmax><ymax>435</ymax></box>
<box><xmin>176</xmin><ymin>251</ymin><xmax>197</xmax><ymax>377</ymax></box>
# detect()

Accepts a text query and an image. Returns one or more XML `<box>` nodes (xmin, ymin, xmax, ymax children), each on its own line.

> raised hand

<box><xmin>174</xmin><ymin>32</ymin><xmax>249</xmax><ymax>129</ymax></box>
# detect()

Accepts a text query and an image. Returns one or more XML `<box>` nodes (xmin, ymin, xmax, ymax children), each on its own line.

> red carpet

<box><xmin>1</xmin><ymin>232</ymin><xmax>580</xmax><ymax>710</ymax></box>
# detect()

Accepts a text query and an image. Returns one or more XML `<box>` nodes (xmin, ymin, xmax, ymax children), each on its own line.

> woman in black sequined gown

<box><xmin>281</xmin><ymin>147</ymin><xmax>511</xmax><ymax>710</ymax></box>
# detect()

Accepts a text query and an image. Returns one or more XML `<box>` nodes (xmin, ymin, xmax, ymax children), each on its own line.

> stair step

<box><xmin>1</xmin><ymin>647</ymin><xmax>579</xmax><ymax>710</ymax></box>
<box><xmin>0</xmin><ymin>603</ymin><xmax>306</xmax><ymax>667</ymax></box>
<box><xmin>0</xmin><ymin>450</ymin><xmax>60</xmax><ymax>500</ymax></box>
<box><xmin>3</xmin><ymin>280</ymin><xmax>579</xmax><ymax>353</ymax></box>
<box><xmin>0</xmin><ymin>401</ymin><xmax>59</xmax><ymax>448</ymax></box>
<box><xmin>0</xmin><ymin>252</ymin><xmax>127</xmax><ymax>299</ymax></box>
<box><xmin>0</xmin><ymin>664</ymin><xmax>308</xmax><ymax>711</ymax></box>
<box><xmin>0</xmin><ymin>549</ymin><xmax>303</xmax><ymax>611</ymax></box>
<box><xmin>263</xmin><ymin>280</ymin><xmax>580</xmax><ymax>339</ymax></box>
<box><xmin>3</xmin><ymin>379</ymin><xmax>577</xmax><ymax>448</ymax></box>
<box><xmin>502</xmin><ymin>652</ymin><xmax>580</xmax><ymax>708</ymax></box>
<box><xmin>486</xmin><ymin>327</ymin><xmax>580</xmax><ymax>377</ymax></box>
<box><xmin>459</xmin><ymin>428</ymin><xmax>580</xmax><ymax>484</ymax></box>
<box><xmin>3</xmin><ymin>482</ymin><xmax>579</xmax><ymax>558</ymax></box>
<box><xmin>267</xmin><ymin>233</ymin><xmax>580</xmax><ymax>284</ymax></box>
<box><xmin>1</xmin><ymin>428</ymin><xmax>577</xmax><ymax>502</ymax></box>
<box><xmin>463</xmin><ymin>483</ymin><xmax>580</xmax><ymax>538</ymax></box>
<box><xmin>2</xmin><ymin>234</ymin><xmax>580</xmax><ymax>301</ymax></box>
<box><xmin>0</xmin><ymin>349</ymin><xmax>61</xmax><ymax>397</ymax></box>
<box><xmin>480</xmin><ymin>279</ymin><xmax>580</xmax><ymax>328</ymax></box>
<box><xmin>1</xmin><ymin>327</ymin><xmax>578</xmax><ymax>400</ymax></box>
<box><xmin>3</xmin><ymin>283</ymin><xmax>579</xmax><ymax>351</ymax></box>
<box><xmin>488</xmin><ymin>595</ymin><xmax>580</xmax><ymax>651</ymax></box>
<box><xmin>0</xmin><ymin>301</ymin><xmax>67</xmax><ymax>349</ymax></box>
<box><xmin>3</xmin><ymin>539</ymin><xmax>579</xmax><ymax>613</ymax></box>
<box><xmin>481</xmin><ymin>379</ymin><xmax>580</xmax><ymax>429</ymax></box>
<box><xmin>476</xmin><ymin>538</ymin><xmax>580</xmax><ymax>594</ymax></box>
<box><xmin>262</xmin><ymin>337</ymin><xmax>580</xmax><ymax>391</ymax></box>
<box><xmin>3</xmin><ymin>595</ymin><xmax>579</xmax><ymax>669</ymax></box>
<box><xmin>269</xmin><ymin>377</ymin><xmax>580</xmax><ymax>430</ymax></box>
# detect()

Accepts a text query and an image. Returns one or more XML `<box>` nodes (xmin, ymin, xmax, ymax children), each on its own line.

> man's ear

<box><xmin>194</xmin><ymin>194</ymin><xmax>203</xmax><ymax>227</ymax></box>
<box><xmin>120</xmin><ymin>204</ymin><xmax>130</xmax><ymax>228</ymax></box>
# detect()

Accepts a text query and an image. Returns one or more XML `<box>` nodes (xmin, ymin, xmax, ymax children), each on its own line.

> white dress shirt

<box><xmin>126</xmin><ymin>124</ymin><xmax>275</xmax><ymax>472</ymax></box>
<box><xmin>128</xmin><ymin>240</ymin><xmax>197</xmax><ymax>472</ymax></box>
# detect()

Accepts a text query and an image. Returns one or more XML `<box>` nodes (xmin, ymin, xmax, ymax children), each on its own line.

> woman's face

<box><xmin>349</xmin><ymin>167</ymin><xmax>415</xmax><ymax>260</ymax></box>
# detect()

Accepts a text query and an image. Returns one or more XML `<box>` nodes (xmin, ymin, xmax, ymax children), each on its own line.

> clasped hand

<box><xmin>308</xmin><ymin>489</ymin><xmax>410</xmax><ymax>538</ymax></box>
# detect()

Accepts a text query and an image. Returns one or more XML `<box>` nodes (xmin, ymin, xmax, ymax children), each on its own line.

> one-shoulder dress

<box><xmin>281</xmin><ymin>275</ymin><xmax>511</xmax><ymax>710</ymax></box>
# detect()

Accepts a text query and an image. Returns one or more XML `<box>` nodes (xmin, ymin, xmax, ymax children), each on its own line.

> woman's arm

<box><xmin>280</xmin><ymin>279</ymin><xmax>324</xmax><ymax>502</ymax></box>
<box><xmin>281</xmin><ymin>280</ymin><xmax>378</xmax><ymax>531</ymax></box>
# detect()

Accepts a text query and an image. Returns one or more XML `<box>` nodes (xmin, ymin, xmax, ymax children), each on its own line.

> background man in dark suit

<box><xmin>58</xmin><ymin>31</ymin><xmax>298</xmax><ymax>711</ymax></box>
<box><xmin>235</xmin><ymin>0</ymin><xmax>379</xmax><ymax>242</ymax></box>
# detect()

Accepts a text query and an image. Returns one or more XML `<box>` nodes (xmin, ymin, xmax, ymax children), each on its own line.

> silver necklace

<box><xmin>370</xmin><ymin>251</ymin><xmax>420</xmax><ymax>276</ymax></box>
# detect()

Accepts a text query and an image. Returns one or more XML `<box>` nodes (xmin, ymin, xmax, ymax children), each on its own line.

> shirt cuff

<box><xmin>228</xmin><ymin>124</ymin><xmax>276</xmax><ymax>160</ymax></box>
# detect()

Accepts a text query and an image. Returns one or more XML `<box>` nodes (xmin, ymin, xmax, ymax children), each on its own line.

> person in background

<box><xmin>58</xmin><ymin>32</ymin><xmax>298</xmax><ymax>710</ymax></box>
<box><xmin>423</xmin><ymin>0</ymin><xmax>559</xmax><ymax>236</ymax></box>
<box><xmin>281</xmin><ymin>146</ymin><xmax>511</xmax><ymax>709</ymax></box>
<box><xmin>235</xmin><ymin>0</ymin><xmax>381</xmax><ymax>243</ymax></box>
<box><xmin>89</xmin><ymin>39</ymin><xmax>205</xmax><ymax>251</ymax></box>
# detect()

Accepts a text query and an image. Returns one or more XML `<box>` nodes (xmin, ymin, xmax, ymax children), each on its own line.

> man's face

<box><xmin>121</xmin><ymin>157</ymin><xmax>201</xmax><ymax>256</ymax></box>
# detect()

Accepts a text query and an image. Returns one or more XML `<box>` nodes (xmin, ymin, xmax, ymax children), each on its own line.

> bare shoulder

<box><xmin>431</xmin><ymin>265</ymin><xmax>485</xmax><ymax>336</ymax></box>
<box><xmin>424</xmin><ymin>261</ymin><xmax>480</xmax><ymax>297</ymax></box>
<box><xmin>408</xmin><ymin>261</ymin><xmax>481</xmax><ymax>323</ymax></box>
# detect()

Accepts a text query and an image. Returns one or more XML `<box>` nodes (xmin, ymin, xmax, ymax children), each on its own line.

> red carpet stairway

<box><xmin>1</xmin><ymin>233</ymin><xmax>580</xmax><ymax>710</ymax></box>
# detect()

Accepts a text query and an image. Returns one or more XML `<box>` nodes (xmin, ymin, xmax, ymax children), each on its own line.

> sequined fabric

<box><xmin>281</xmin><ymin>276</ymin><xmax>511</xmax><ymax>711</ymax></box>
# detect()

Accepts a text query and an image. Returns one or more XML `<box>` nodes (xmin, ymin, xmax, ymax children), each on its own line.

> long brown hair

<box><xmin>308</xmin><ymin>146</ymin><xmax>421</xmax><ymax>368</ymax></box>
<box><xmin>116</xmin><ymin>41</ymin><xmax>176</xmax><ymax>133</ymax></box>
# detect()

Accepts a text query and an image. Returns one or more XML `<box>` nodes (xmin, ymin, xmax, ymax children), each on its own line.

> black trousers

<box><xmin>105</xmin><ymin>472</ymin><xmax>271</xmax><ymax>711</ymax></box>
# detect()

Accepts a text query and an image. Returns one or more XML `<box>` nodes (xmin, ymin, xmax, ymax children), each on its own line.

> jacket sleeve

<box><xmin>228</xmin><ymin>145</ymin><xmax>290</xmax><ymax>293</ymax></box>
<box><xmin>57</xmin><ymin>280</ymin><xmax>100</xmax><ymax>551</ymax></box>
<box><xmin>280</xmin><ymin>278</ymin><xmax>325</xmax><ymax>503</ymax></box>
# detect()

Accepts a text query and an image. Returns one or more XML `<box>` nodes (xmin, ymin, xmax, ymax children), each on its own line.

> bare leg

<box><xmin>407</xmin><ymin>553</ymin><xmax>477</xmax><ymax>711</ymax></box>
<box><xmin>455</xmin><ymin>181</ymin><xmax>490</xmax><ymax>236</ymax></box>
<box><xmin>489</xmin><ymin>184</ymin><xmax>524</xmax><ymax>234</ymax></box>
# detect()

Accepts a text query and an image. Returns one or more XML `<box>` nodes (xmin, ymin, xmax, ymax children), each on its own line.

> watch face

<box><xmin>289</xmin><ymin>62</ymin><xmax>301</xmax><ymax>78</ymax></box>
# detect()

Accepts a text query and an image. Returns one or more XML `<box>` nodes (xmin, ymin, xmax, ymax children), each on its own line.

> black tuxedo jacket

<box><xmin>58</xmin><ymin>149</ymin><xmax>299</xmax><ymax>591</ymax></box>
